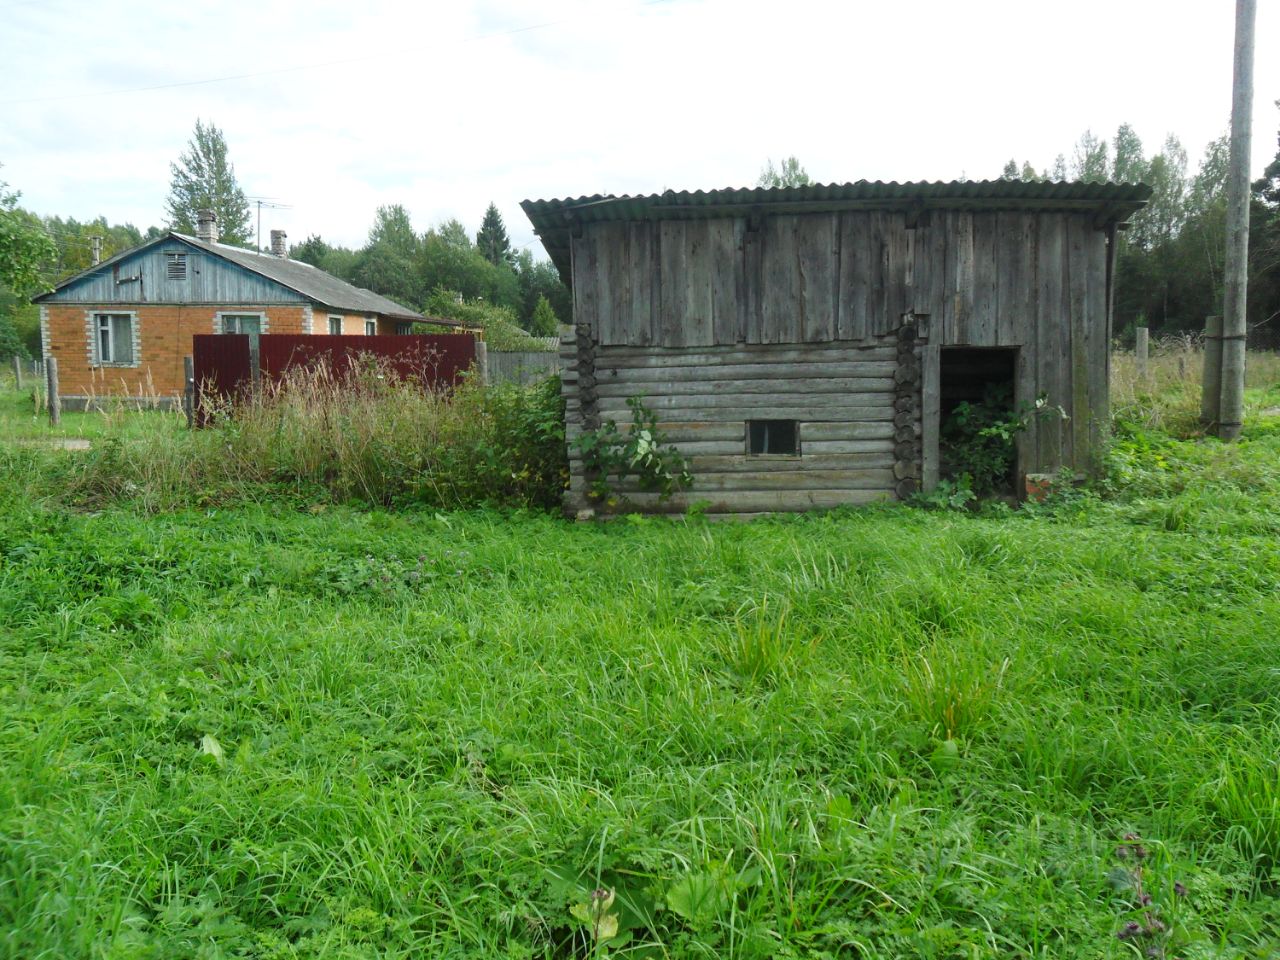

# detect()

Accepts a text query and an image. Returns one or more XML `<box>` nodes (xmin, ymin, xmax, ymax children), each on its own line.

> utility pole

<box><xmin>1217</xmin><ymin>0</ymin><xmax>1256</xmax><ymax>440</ymax></box>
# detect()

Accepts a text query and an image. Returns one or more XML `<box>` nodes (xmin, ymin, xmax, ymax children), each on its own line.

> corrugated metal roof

<box><xmin>37</xmin><ymin>232</ymin><xmax>428</xmax><ymax>322</ymax></box>
<box><xmin>521</xmin><ymin>179</ymin><xmax>1152</xmax><ymax>283</ymax></box>
<box><xmin>177</xmin><ymin>235</ymin><xmax>425</xmax><ymax>320</ymax></box>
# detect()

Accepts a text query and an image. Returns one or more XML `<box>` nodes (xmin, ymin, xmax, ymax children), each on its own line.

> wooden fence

<box><xmin>485</xmin><ymin>350</ymin><xmax>560</xmax><ymax>385</ymax></box>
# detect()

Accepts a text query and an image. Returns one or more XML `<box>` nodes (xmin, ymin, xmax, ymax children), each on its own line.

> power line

<box><xmin>0</xmin><ymin>1</ymin><xmax>676</xmax><ymax>107</ymax></box>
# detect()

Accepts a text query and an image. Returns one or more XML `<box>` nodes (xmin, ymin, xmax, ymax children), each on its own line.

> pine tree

<box><xmin>164</xmin><ymin>120</ymin><xmax>252</xmax><ymax>246</ymax></box>
<box><xmin>529</xmin><ymin>294</ymin><xmax>558</xmax><ymax>337</ymax></box>
<box><xmin>475</xmin><ymin>203</ymin><xmax>512</xmax><ymax>266</ymax></box>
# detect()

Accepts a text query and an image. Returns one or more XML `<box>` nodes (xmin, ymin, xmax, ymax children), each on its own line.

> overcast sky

<box><xmin>2</xmin><ymin>0</ymin><xmax>1278</xmax><ymax>258</ymax></box>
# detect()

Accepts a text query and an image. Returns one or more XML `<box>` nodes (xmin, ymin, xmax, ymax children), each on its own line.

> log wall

<box><xmin>561</xmin><ymin>331</ymin><xmax>910</xmax><ymax>515</ymax></box>
<box><xmin>566</xmin><ymin>207</ymin><xmax>1113</xmax><ymax>507</ymax></box>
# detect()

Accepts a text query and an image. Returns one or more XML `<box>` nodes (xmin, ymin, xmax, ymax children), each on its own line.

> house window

<box><xmin>364</xmin><ymin>319</ymin><xmax>377</xmax><ymax>336</ymax></box>
<box><xmin>396</xmin><ymin>322</ymin><xmax>414</xmax><ymax>335</ymax></box>
<box><xmin>220</xmin><ymin>313</ymin><xmax>263</xmax><ymax>336</ymax></box>
<box><xmin>93</xmin><ymin>313</ymin><xmax>136</xmax><ymax>365</ymax></box>
<box><xmin>165</xmin><ymin>252</ymin><xmax>187</xmax><ymax>280</ymax></box>
<box><xmin>747</xmin><ymin>420</ymin><xmax>799</xmax><ymax>456</ymax></box>
<box><xmin>220</xmin><ymin>313</ymin><xmax>264</xmax><ymax>368</ymax></box>
<box><xmin>328</xmin><ymin>316</ymin><xmax>342</xmax><ymax>335</ymax></box>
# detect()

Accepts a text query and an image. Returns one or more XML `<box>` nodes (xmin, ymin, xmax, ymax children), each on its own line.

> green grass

<box><xmin>2</xmin><ymin>421</ymin><xmax>1280</xmax><ymax>958</ymax></box>
<box><xmin>1</xmin><ymin>359</ymin><xmax>1279</xmax><ymax>957</ymax></box>
<box><xmin>0</xmin><ymin>379</ymin><xmax>181</xmax><ymax>443</ymax></box>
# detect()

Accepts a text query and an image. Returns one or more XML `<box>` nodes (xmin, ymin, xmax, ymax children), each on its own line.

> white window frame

<box><xmin>215</xmin><ymin>311</ymin><xmax>268</xmax><ymax>336</ymax></box>
<box><xmin>364</xmin><ymin>318</ymin><xmax>377</xmax><ymax>336</ymax></box>
<box><xmin>88</xmin><ymin>311</ymin><xmax>140</xmax><ymax>367</ymax></box>
<box><xmin>328</xmin><ymin>315</ymin><xmax>343</xmax><ymax>335</ymax></box>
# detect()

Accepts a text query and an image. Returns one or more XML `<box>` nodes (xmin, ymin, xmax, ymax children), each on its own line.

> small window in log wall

<box><xmin>747</xmin><ymin>420</ymin><xmax>798</xmax><ymax>456</ymax></box>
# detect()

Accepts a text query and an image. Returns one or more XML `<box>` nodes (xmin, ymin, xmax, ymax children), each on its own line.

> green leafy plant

<box><xmin>573</xmin><ymin>396</ymin><xmax>692</xmax><ymax>505</ymax></box>
<box><xmin>941</xmin><ymin>384</ymin><xmax>1066</xmax><ymax>496</ymax></box>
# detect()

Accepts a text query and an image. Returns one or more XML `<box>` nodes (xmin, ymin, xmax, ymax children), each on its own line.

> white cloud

<box><xmin>1</xmin><ymin>0</ymin><xmax>1276</xmax><ymax>254</ymax></box>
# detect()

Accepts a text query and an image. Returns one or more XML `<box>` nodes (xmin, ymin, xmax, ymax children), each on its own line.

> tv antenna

<box><xmin>248</xmin><ymin>196</ymin><xmax>291</xmax><ymax>252</ymax></box>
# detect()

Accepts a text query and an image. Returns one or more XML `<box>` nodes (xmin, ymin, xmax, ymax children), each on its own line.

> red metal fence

<box><xmin>259</xmin><ymin>334</ymin><xmax>475</xmax><ymax>386</ymax></box>
<box><xmin>192</xmin><ymin>334</ymin><xmax>252</xmax><ymax>425</ymax></box>
<box><xmin>192</xmin><ymin>334</ymin><xmax>477</xmax><ymax>424</ymax></box>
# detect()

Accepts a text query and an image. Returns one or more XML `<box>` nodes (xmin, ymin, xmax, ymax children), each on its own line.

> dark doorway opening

<box><xmin>939</xmin><ymin>347</ymin><xmax>1018</xmax><ymax>495</ymax></box>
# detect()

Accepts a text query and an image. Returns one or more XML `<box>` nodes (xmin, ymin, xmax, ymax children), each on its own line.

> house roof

<box><xmin>521</xmin><ymin>179</ymin><xmax>1154</xmax><ymax>284</ymax></box>
<box><xmin>36</xmin><ymin>232</ymin><xmax>429</xmax><ymax>322</ymax></box>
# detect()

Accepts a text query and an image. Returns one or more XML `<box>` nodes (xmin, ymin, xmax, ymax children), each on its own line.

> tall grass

<box><xmin>64</xmin><ymin>361</ymin><xmax>566</xmax><ymax>512</ymax></box>
<box><xmin>1110</xmin><ymin>339</ymin><xmax>1280</xmax><ymax>435</ymax></box>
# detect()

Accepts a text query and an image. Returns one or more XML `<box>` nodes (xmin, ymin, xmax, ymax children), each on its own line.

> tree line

<box><xmin>1000</xmin><ymin>110</ymin><xmax>1280</xmax><ymax>345</ymax></box>
<box><xmin>3</xmin><ymin>114</ymin><xmax>1279</xmax><ymax>360</ymax></box>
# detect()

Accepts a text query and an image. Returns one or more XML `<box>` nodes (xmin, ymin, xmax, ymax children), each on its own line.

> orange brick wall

<box><xmin>44</xmin><ymin>304</ymin><xmax>312</xmax><ymax>398</ymax></box>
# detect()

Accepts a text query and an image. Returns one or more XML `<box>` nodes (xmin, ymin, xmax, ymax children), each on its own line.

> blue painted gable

<box><xmin>38</xmin><ymin>237</ymin><xmax>309</xmax><ymax>305</ymax></box>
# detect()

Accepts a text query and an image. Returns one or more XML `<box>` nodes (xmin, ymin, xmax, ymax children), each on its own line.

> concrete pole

<box><xmin>46</xmin><ymin>357</ymin><xmax>60</xmax><ymax>426</ymax></box>
<box><xmin>1135</xmin><ymin>326</ymin><xmax>1149</xmax><ymax>382</ymax></box>
<box><xmin>11</xmin><ymin>356</ymin><xmax>21</xmax><ymax>391</ymax></box>
<box><xmin>474</xmin><ymin>339</ymin><xmax>488</xmax><ymax>385</ymax></box>
<box><xmin>1201</xmin><ymin>315</ymin><xmax>1223</xmax><ymax>430</ymax></box>
<box><xmin>1217</xmin><ymin>0</ymin><xmax>1256</xmax><ymax>440</ymax></box>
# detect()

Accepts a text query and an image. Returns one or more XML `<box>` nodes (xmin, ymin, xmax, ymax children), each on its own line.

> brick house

<box><xmin>34</xmin><ymin>211</ymin><xmax>436</xmax><ymax>408</ymax></box>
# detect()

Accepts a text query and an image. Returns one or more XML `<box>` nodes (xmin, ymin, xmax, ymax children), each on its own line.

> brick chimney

<box><xmin>196</xmin><ymin>209</ymin><xmax>218</xmax><ymax>243</ymax></box>
<box><xmin>270</xmin><ymin>229</ymin><xmax>287</xmax><ymax>257</ymax></box>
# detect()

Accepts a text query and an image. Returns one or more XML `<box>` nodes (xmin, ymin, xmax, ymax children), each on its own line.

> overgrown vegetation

<box><xmin>2</xmin><ymin>363</ymin><xmax>567</xmax><ymax>512</ymax></box>
<box><xmin>573</xmin><ymin>395</ymin><xmax>693</xmax><ymax>507</ymax></box>
<box><xmin>0</xmin><ymin>353</ymin><xmax>1278</xmax><ymax>956</ymax></box>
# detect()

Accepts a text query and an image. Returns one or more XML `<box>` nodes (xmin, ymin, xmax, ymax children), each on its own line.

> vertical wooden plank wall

<box><xmin>570</xmin><ymin>208</ymin><xmax>1113</xmax><ymax>491</ymax></box>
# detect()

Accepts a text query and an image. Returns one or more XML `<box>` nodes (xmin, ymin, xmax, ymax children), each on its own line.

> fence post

<box><xmin>474</xmin><ymin>339</ymin><xmax>488</xmax><ymax>385</ymax></box>
<box><xmin>46</xmin><ymin>356</ymin><xmax>60</xmax><ymax>426</ymax></box>
<box><xmin>183</xmin><ymin>355</ymin><xmax>195</xmax><ymax>428</ymax></box>
<box><xmin>1135</xmin><ymin>326</ymin><xmax>1149</xmax><ymax>382</ymax></box>
<box><xmin>1200</xmin><ymin>315</ymin><xmax>1223</xmax><ymax>430</ymax></box>
<box><xmin>11</xmin><ymin>356</ymin><xmax>21</xmax><ymax>391</ymax></box>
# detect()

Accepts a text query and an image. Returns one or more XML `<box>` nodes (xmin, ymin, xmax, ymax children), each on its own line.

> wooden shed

<box><xmin>522</xmin><ymin>180</ymin><xmax>1150</xmax><ymax>515</ymax></box>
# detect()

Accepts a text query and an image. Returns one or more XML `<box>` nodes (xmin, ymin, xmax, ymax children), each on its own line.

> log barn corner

<box><xmin>522</xmin><ymin>180</ymin><xmax>1151</xmax><ymax>516</ymax></box>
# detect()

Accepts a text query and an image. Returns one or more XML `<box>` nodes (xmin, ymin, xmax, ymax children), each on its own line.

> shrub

<box><xmin>573</xmin><ymin>396</ymin><xmax>693</xmax><ymax>505</ymax></box>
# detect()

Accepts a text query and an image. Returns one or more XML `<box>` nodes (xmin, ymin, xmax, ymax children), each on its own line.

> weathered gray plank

<box><xmin>613</xmin><ymin>489</ymin><xmax>892</xmax><ymax>514</ymax></box>
<box><xmin>683</xmin><ymin>220</ymin><xmax>714</xmax><ymax>347</ymax></box>
<box><xmin>595</xmin><ymin>402</ymin><xmax>895</xmax><ymax>422</ymax></box>
<box><xmin>669</xmin><ymin>468</ymin><xmax>895</xmax><ymax>492</ymax></box>
<box><xmin>689</xmin><ymin>451</ymin><xmax>894</xmax><ymax>472</ymax></box>
<box><xmin>798</xmin><ymin>420</ymin><xmax>896</xmax><ymax>441</ymax></box>
<box><xmin>950</xmin><ymin>211</ymin><xmax>975</xmax><ymax>344</ymax></box>
<box><xmin>709</xmin><ymin>219</ymin><xmax>741</xmax><ymax>345</ymax></box>
<box><xmin>760</xmin><ymin>215</ymin><xmax>799</xmax><ymax>344</ymax></box>
<box><xmin>743</xmin><ymin>221</ymin><xmax>763</xmax><ymax>344</ymax></box>
<box><xmin>838</xmin><ymin>211</ymin><xmax>870</xmax><ymax>340</ymax></box>
<box><xmin>597</xmin><ymin>392</ymin><xmax>893</xmax><ymax>413</ymax></box>
<box><xmin>658</xmin><ymin>221</ymin><xmax>688</xmax><ymax>347</ymax></box>
<box><xmin>570</xmin><ymin>234</ymin><xmax>598</xmax><ymax>330</ymax></box>
<box><xmin>628</xmin><ymin>222</ymin><xmax>655</xmax><ymax>346</ymax></box>
<box><xmin>1067</xmin><ymin>216</ymin><xmax>1090</xmax><ymax>471</ymax></box>
<box><xmin>971</xmin><ymin>213</ymin><xmax>998</xmax><ymax>346</ymax></box>
<box><xmin>1085</xmin><ymin>227</ymin><xmax>1109</xmax><ymax>471</ymax></box>
<box><xmin>593</xmin><ymin>363</ymin><xmax>897</xmax><ymax>385</ymax></box>
<box><xmin>594</xmin><ymin>341</ymin><xmax>896</xmax><ymax>365</ymax></box>
<box><xmin>594</xmin><ymin>376</ymin><xmax>895</xmax><ymax>397</ymax></box>
<box><xmin>797</xmin><ymin>214</ymin><xmax>837</xmax><ymax>342</ymax></box>
<box><xmin>921</xmin><ymin>343</ymin><xmax>940</xmax><ymax>491</ymax></box>
<box><xmin>882</xmin><ymin>212</ymin><xmax>910</xmax><ymax>331</ymax></box>
<box><xmin>1036</xmin><ymin>214</ymin><xmax>1066</xmax><ymax>472</ymax></box>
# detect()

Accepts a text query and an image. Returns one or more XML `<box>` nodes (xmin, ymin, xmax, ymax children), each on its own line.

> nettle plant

<box><xmin>573</xmin><ymin>396</ymin><xmax>693</xmax><ymax>505</ymax></box>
